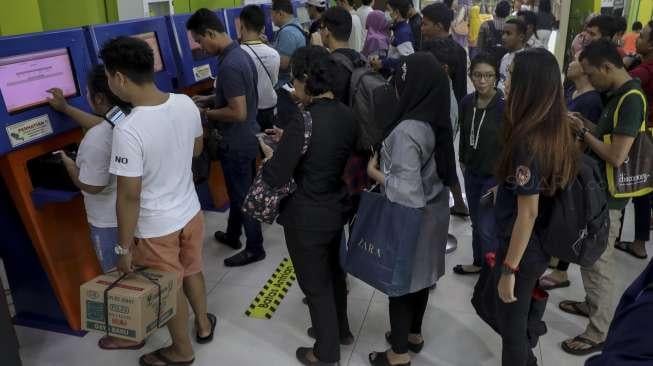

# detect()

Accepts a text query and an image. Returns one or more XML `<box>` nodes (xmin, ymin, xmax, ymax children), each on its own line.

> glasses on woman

<box><xmin>470</xmin><ymin>72</ymin><xmax>496</xmax><ymax>81</ymax></box>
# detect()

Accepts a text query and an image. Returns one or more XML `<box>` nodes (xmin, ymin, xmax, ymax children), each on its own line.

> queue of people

<box><xmin>50</xmin><ymin>1</ymin><xmax>653</xmax><ymax>365</ymax></box>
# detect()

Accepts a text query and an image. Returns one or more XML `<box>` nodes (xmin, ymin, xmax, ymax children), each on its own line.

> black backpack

<box><xmin>330</xmin><ymin>52</ymin><xmax>388</xmax><ymax>150</ymax></box>
<box><xmin>538</xmin><ymin>155</ymin><xmax>610</xmax><ymax>267</ymax></box>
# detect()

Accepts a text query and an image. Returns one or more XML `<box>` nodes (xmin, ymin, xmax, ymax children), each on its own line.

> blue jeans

<box><xmin>463</xmin><ymin>169</ymin><xmax>498</xmax><ymax>267</ymax></box>
<box><xmin>89</xmin><ymin>225</ymin><xmax>119</xmax><ymax>273</ymax></box>
<box><xmin>219</xmin><ymin>149</ymin><xmax>264</xmax><ymax>255</ymax></box>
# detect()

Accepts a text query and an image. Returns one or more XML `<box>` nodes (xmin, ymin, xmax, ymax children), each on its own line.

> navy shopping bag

<box><xmin>341</xmin><ymin>190</ymin><xmax>423</xmax><ymax>297</ymax></box>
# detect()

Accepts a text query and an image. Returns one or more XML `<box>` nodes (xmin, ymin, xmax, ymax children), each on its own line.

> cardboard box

<box><xmin>80</xmin><ymin>269</ymin><xmax>177</xmax><ymax>342</ymax></box>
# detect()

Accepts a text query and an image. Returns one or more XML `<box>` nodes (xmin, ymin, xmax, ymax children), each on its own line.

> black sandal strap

<box><xmin>196</xmin><ymin>313</ymin><xmax>217</xmax><ymax>344</ymax></box>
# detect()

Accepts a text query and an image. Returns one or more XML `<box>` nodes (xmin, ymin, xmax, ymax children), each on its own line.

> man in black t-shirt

<box><xmin>421</xmin><ymin>2</ymin><xmax>468</xmax><ymax>103</ymax></box>
<box><xmin>408</xmin><ymin>3</ymin><xmax>423</xmax><ymax>51</ymax></box>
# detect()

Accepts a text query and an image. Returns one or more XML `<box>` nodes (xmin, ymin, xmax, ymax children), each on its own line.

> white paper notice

<box><xmin>6</xmin><ymin>114</ymin><xmax>53</xmax><ymax>148</ymax></box>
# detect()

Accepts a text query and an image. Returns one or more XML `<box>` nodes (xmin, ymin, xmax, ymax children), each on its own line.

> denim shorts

<box><xmin>89</xmin><ymin>225</ymin><xmax>119</xmax><ymax>273</ymax></box>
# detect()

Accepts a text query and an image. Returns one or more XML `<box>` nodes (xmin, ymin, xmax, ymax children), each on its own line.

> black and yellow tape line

<box><xmin>245</xmin><ymin>257</ymin><xmax>297</xmax><ymax>319</ymax></box>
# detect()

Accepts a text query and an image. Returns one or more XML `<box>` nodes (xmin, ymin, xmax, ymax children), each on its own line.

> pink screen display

<box><xmin>186</xmin><ymin>30</ymin><xmax>210</xmax><ymax>61</ymax></box>
<box><xmin>134</xmin><ymin>32</ymin><xmax>164</xmax><ymax>72</ymax></box>
<box><xmin>187</xmin><ymin>30</ymin><xmax>201</xmax><ymax>51</ymax></box>
<box><xmin>0</xmin><ymin>48</ymin><xmax>78</xmax><ymax>114</ymax></box>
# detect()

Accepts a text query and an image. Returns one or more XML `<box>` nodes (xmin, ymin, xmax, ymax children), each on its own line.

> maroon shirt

<box><xmin>630</xmin><ymin>59</ymin><xmax>653</xmax><ymax>127</ymax></box>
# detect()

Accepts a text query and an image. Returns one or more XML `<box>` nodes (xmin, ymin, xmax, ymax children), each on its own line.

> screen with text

<box><xmin>134</xmin><ymin>32</ymin><xmax>164</xmax><ymax>72</ymax></box>
<box><xmin>0</xmin><ymin>48</ymin><xmax>78</xmax><ymax>114</ymax></box>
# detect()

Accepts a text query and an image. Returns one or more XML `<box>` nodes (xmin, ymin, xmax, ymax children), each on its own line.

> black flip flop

<box><xmin>368</xmin><ymin>351</ymin><xmax>410</xmax><ymax>366</ymax></box>
<box><xmin>453</xmin><ymin>264</ymin><xmax>482</xmax><ymax>275</ymax></box>
<box><xmin>615</xmin><ymin>241</ymin><xmax>648</xmax><ymax>259</ymax></box>
<box><xmin>561</xmin><ymin>336</ymin><xmax>604</xmax><ymax>356</ymax></box>
<box><xmin>385</xmin><ymin>332</ymin><xmax>423</xmax><ymax>353</ymax></box>
<box><xmin>139</xmin><ymin>349</ymin><xmax>194</xmax><ymax>366</ymax></box>
<box><xmin>196</xmin><ymin>313</ymin><xmax>217</xmax><ymax>344</ymax></box>
<box><xmin>559</xmin><ymin>300</ymin><xmax>590</xmax><ymax>318</ymax></box>
<box><xmin>97</xmin><ymin>336</ymin><xmax>146</xmax><ymax>350</ymax></box>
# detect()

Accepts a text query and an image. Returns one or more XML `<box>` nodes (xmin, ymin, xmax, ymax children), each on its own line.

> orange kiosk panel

<box><xmin>0</xmin><ymin>29</ymin><xmax>101</xmax><ymax>333</ymax></box>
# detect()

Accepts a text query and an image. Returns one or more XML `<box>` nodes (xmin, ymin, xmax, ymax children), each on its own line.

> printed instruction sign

<box><xmin>6</xmin><ymin>114</ymin><xmax>53</xmax><ymax>148</ymax></box>
<box><xmin>192</xmin><ymin>64</ymin><xmax>212</xmax><ymax>82</ymax></box>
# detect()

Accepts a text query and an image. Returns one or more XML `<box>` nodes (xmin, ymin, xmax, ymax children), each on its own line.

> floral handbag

<box><xmin>242</xmin><ymin>111</ymin><xmax>313</xmax><ymax>224</ymax></box>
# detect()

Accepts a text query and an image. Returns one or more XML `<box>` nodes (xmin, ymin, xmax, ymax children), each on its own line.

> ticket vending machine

<box><xmin>224</xmin><ymin>6</ymin><xmax>275</xmax><ymax>42</ymax></box>
<box><xmin>85</xmin><ymin>17</ymin><xmax>178</xmax><ymax>92</ymax></box>
<box><xmin>166</xmin><ymin>12</ymin><xmax>225</xmax><ymax>89</ymax></box>
<box><xmin>0</xmin><ymin>28</ymin><xmax>100</xmax><ymax>333</ymax></box>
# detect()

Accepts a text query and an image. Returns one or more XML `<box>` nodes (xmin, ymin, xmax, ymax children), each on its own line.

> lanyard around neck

<box><xmin>469</xmin><ymin>106</ymin><xmax>487</xmax><ymax>150</ymax></box>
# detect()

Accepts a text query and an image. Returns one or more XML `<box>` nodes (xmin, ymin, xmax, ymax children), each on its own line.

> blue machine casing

<box><xmin>85</xmin><ymin>17</ymin><xmax>178</xmax><ymax>92</ymax></box>
<box><xmin>0</xmin><ymin>28</ymin><xmax>92</xmax><ymax>156</ymax></box>
<box><xmin>167</xmin><ymin>11</ymin><xmax>225</xmax><ymax>88</ymax></box>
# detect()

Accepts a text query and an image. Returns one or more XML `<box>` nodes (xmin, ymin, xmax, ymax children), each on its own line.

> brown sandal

<box><xmin>561</xmin><ymin>336</ymin><xmax>604</xmax><ymax>356</ymax></box>
<box><xmin>559</xmin><ymin>300</ymin><xmax>589</xmax><ymax>318</ymax></box>
<box><xmin>138</xmin><ymin>349</ymin><xmax>194</xmax><ymax>366</ymax></box>
<box><xmin>97</xmin><ymin>336</ymin><xmax>145</xmax><ymax>350</ymax></box>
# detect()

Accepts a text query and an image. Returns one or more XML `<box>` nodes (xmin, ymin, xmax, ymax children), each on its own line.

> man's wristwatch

<box><xmin>114</xmin><ymin>245</ymin><xmax>130</xmax><ymax>256</ymax></box>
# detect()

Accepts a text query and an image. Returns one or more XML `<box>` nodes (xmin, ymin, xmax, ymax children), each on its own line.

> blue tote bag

<box><xmin>341</xmin><ymin>190</ymin><xmax>423</xmax><ymax>297</ymax></box>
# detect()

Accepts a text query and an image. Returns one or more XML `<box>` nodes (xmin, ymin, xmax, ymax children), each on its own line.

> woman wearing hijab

<box><xmin>366</xmin><ymin>52</ymin><xmax>451</xmax><ymax>366</ymax></box>
<box><xmin>362</xmin><ymin>10</ymin><xmax>390</xmax><ymax>58</ymax></box>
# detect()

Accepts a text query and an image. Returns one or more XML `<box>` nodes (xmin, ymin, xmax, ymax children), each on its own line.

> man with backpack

<box><xmin>321</xmin><ymin>7</ymin><xmax>367</xmax><ymax>107</ymax></box>
<box><xmin>271</xmin><ymin>0</ymin><xmax>307</xmax><ymax>129</ymax></box>
<box><xmin>561</xmin><ymin>39</ymin><xmax>646</xmax><ymax>357</ymax></box>
<box><xmin>420</xmin><ymin>2</ymin><xmax>467</xmax><ymax>104</ymax></box>
<box><xmin>477</xmin><ymin>0</ymin><xmax>511</xmax><ymax>60</ymax></box>
<box><xmin>321</xmin><ymin>6</ymin><xmax>385</xmax><ymax>195</ymax></box>
<box><xmin>272</xmin><ymin>0</ymin><xmax>307</xmax><ymax>89</ymax></box>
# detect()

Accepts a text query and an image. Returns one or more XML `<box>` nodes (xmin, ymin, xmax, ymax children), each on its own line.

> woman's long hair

<box><xmin>496</xmin><ymin>48</ymin><xmax>578</xmax><ymax>196</ymax></box>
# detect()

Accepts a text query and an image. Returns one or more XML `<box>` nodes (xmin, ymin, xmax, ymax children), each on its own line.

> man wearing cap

<box><xmin>307</xmin><ymin>0</ymin><xmax>327</xmax><ymax>42</ymax></box>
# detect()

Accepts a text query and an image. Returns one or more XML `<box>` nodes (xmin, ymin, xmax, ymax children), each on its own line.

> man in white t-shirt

<box><xmin>337</xmin><ymin>0</ymin><xmax>364</xmax><ymax>52</ymax></box>
<box><xmin>498</xmin><ymin>18</ymin><xmax>527</xmax><ymax>92</ymax></box>
<box><xmin>101</xmin><ymin>36</ymin><xmax>214</xmax><ymax>365</ymax></box>
<box><xmin>356</xmin><ymin>0</ymin><xmax>374</xmax><ymax>30</ymax></box>
<box><xmin>239</xmin><ymin>5</ymin><xmax>281</xmax><ymax>131</ymax></box>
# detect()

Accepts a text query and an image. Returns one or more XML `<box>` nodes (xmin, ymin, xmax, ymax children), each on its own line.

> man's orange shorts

<box><xmin>132</xmin><ymin>211</ymin><xmax>204</xmax><ymax>282</ymax></box>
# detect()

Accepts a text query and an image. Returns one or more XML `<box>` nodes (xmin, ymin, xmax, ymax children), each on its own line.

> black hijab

<box><xmin>381</xmin><ymin>52</ymin><xmax>457</xmax><ymax>187</ymax></box>
<box><xmin>383</xmin><ymin>52</ymin><xmax>451</xmax><ymax>139</ymax></box>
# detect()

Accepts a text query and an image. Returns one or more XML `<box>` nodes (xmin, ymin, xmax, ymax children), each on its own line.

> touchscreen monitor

<box><xmin>0</xmin><ymin>48</ymin><xmax>78</xmax><ymax>114</ymax></box>
<box><xmin>134</xmin><ymin>32</ymin><xmax>164</xmax><ymax>72</ymax></box>
<box><xmin>187</xmin><ymin>30</ymin><xmax>210</xmax><ymax>61</ymax></box>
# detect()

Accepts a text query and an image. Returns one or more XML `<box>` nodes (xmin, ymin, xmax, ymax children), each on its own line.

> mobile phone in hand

<box><xmin>480</xmin><ymin>190</ymin><xmax>495</xmax><ymax>208</ymax></box>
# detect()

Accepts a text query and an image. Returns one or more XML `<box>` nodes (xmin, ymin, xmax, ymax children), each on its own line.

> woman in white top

<box><xmin>47</xmin><ymin>65</ymin><xmax>141</xmax><ymax>350</ymax></box>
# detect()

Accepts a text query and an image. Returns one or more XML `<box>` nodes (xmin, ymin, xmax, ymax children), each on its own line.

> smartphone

<box><xmin>103</xmin><ymin>106</ymin><xmax>127</xmax><ymax>126</ymax></box>
<box><xmin>282</xmin><ymin>83</ymin><xmax>295</xmax><ymax>94</ymax></box>
<box><xmin>480</xmin><ymin>190</ymin><xmax>495</xmax><ymax>208</ymax></box>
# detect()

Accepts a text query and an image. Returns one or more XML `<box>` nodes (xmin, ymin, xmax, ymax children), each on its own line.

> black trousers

<box><xmin>617</xmin><ymin>192</ymin><xmax>652</xmax><ymax>242</ymax></box>
<box><xmin>388</xmin><ymin>288</ymin><xmax>430</xmax><ymax>354</ymax></box>
<box><xmin>283</xmin><ymin>227</ymin><xmax>350</xmax><ymax>363</ymax></box>
<box><xmin>495</xmin><ymin>253</ymin><xmax>548</xmax><ymax>366</ymax></box>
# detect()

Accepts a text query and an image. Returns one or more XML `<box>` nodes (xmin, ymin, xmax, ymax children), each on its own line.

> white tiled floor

<box><xmin>16</xmin><ymin>207</ymin><xmax>651</xmax><ymax>366</ymax></box>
